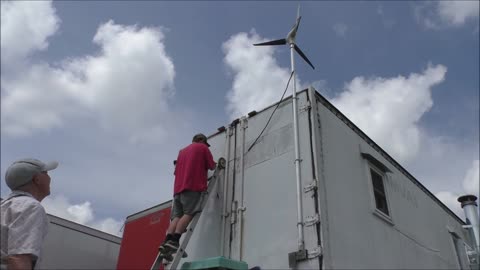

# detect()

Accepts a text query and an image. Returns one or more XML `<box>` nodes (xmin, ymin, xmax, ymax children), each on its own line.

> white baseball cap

<box><xmin>5</xmin><ymin>158</ymin><xmax>59</xmax><ymax>190</ymax></box>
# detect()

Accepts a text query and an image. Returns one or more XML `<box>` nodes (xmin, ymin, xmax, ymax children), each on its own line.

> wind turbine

<box><xmin>253</xmin><ymin>6</ymin><xmax>315</xmax><ymax>254</ymax></box>
<box><xmin>253</xmin><ymin>6</ymin><xmax>315</xmax><ymax>70</ymax></box>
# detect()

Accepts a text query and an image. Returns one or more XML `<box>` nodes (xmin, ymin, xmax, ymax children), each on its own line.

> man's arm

<box><xmin>7</xmin><ymin>202</ymin><xmax>46</xmax><ymax>270</ymax></box>
<box><xmin>7</xmin><ymin>254</ymin><xmax>34</xmax><ymax>270</ymax></box>
<box><xmin>205</xmin><ymin>148</ymin><xmax>216</xmax><ymax>170</ymax></box>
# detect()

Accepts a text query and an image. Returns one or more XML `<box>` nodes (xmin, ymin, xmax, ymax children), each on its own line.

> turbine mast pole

<box><xmin>290</xmin><ymin>41</ymin><xmax>305</xmax><ymax>252</ymax></box>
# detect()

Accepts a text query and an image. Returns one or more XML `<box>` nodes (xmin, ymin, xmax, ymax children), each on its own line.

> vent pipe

<box><xmin>458</xmin><ymin>194</ymin><xmax>480</xmax><ymax>266</ymax></box>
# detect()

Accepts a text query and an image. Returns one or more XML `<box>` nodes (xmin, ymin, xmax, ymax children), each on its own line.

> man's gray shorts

<box><xmin>170</xmin><ymin>190</ymin><xmax>207</xmax><ymax>220</ymax></box>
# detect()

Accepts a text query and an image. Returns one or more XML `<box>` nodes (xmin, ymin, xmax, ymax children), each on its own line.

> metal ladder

<box><xmin>150</xmin><ymin>157</ymin><xmax>226</xmax><ymax>270</ymax></box>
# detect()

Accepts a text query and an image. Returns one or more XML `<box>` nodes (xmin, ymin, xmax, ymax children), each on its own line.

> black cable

<box><xmin>247</xmin><ymin>70</ymin><xmax>295</xmax><ymax>152</ymax></box>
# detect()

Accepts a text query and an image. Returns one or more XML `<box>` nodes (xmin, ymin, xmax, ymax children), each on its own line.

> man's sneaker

<box><xmin>162</xmin><ymin>240</ymin><xmax>179</xmax><ymax>253</ymax></box>
<box><xmin>158</xmin><ymin>241</ymin><xmax>168</xmax><ymax>253</ymax></box>
<box><xmin>162</xmin><ymin>252</ymin><xmax>173</xmax><ymax>262</ymax></box>
<box><xmin>163</xmin><ymin>250</ymin><xmax>187</xmax><ymax>262</ymax></box>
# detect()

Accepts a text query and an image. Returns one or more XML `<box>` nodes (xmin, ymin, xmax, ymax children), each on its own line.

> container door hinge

<box><xmin>308</xmin><ymin>246</ymin><xmax>322</xmax><ymax>259</ymax></box>
<box><xmin>304</xmin><ymin>214</ymin><xmax>320</xmax><ymax>227</ymax></box>
<box><xmin>304</xmin><ymin>179</ymin><xmax>318</xmax><ymax>193</ymax></box>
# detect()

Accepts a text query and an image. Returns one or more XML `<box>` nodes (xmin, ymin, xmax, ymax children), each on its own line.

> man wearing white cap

<box><xmin>1</xmin><ymin>158</ymin><xmax>58</xmax><ymax>270</ymax></box>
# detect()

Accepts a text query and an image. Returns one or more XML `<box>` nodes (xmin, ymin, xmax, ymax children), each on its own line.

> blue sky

<box><xmin>1</xmin><ymin>1</ymin><xmax>478</xmax><ymax>236</ymax></box>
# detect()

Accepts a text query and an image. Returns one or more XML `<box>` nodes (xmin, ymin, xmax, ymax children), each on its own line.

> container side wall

<box><xmin>314</xmin><ymin>93</ymin><xmax>470</xmax><ymax>269</ymax></box>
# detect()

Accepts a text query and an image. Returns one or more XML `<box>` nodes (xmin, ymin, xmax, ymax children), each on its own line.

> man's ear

<box><xmin>31</xmin><ymin>174</ymin><xmax>41</xmax><ymax>184</ymax></box>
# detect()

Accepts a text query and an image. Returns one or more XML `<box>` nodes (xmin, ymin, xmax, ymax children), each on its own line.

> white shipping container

<box><xmin>172</xmin><ymin>87</ymin><xmax>474</xmax><ymax>269</ymax></box>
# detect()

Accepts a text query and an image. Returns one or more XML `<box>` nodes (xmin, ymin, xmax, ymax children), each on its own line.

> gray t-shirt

<box><xmin>1</xmin><ymin>191</ymin><xmax>48</xmax><ymax>267</ymax></box>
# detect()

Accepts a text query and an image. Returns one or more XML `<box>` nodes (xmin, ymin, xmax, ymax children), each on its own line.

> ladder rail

<box><xmin>151</xmin><ymin>158</ymin><xmax>226</xmax><ymax>270</ymax></box>
<box><xmin>151</xmin><ymin>252</ymin><xmax>167</xmax><ymax>270</ymax></box>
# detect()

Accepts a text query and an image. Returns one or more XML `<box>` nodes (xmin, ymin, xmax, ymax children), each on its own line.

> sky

<box><xmin>1</xmin><ymin>1</ymin><xmax>478</xmax><ymax>237</ymax></box>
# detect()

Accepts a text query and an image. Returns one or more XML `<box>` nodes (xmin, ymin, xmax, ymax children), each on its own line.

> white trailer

<box><xmin>173</xmin><ymin>87</ymin><xmax>475</xmax><ymax>269</ymax></box>
<box><xmin>36</xmin><ymin>214</ymin><xmax>121</xmax><ymax>269</ymax></box>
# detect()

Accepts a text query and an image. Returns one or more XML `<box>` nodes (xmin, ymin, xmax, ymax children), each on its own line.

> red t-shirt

<box><xmin>174</xmin><ymin>142</ymin><xmax>216</xmax><ymax>194</ymax></box>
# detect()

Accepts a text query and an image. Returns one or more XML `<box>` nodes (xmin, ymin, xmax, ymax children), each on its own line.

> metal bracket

<box><xmin>304</xmin><ymin>179</ymin><xmax>318</xmax><ymax>193</ymax></box>
<box><xmin>230</xmin><ymin>201</ymin><xmax>238</xmax><ymax>224</ymax></box>
<box><xmin>288</xmin><ymin>249</ymin><xmax>308</xmax><ymax>268</ymax></box>
<box><xmin>299</xmin><ymin>100</ymin><xmax>312</xmax><ymax>113</ymax></box>
<box><xmin>466</xmin><ymin>249</ymin><xmax>479</xmax><ymax>266</ymax></box>
<box><xmin>308</xmin><ymin>246</ymin><xmax>322</xmax><ymax>259</ymax></box>
<box><xmin>304</xmin><ymin>214</ymin><xmax>320</xmax><ymax>227</ymax></box>
<box><xmin>240</xmin><ymin>117</ymin><xmax>248</xmax><ymax>129</ymax></box>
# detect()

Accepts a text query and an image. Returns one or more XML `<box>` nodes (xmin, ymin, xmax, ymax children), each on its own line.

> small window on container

<box><xmin>370</xmin><ymin>168</ymin><xmax>389</xmax><ymax>216</ymax></box>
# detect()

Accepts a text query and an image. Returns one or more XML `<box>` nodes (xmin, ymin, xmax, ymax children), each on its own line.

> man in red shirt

<box><xmin>160</xmin><ymin>133</ymin><xmax>216</xmax><ymax>254</ymax></box>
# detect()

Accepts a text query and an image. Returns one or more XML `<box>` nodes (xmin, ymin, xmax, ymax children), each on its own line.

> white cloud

<box><xmin>463</xmin><ymin>159</ymin><xmax>479</xmax><ymax>196</ymax></box>
<box><xmin>61</xmin><ymin>20</ymin><xmax>175</xmax><ymax>143</ymax></box>
<box><xmin>415</xmin><ymin>1</ymin><xmax>479</xmax><ymax>29</ymax></box>
<box><xmin>311</xmin><ymin>80</ymin><xmax>329</xmax><ymax>93</ymax></box>
<box><xmin>437</xmin><ymin>1</ymin><xmax>480</xmax><ymax>26</ymax></box>
<box><xmin>333</xmin><ymin>23</ymin><xmax>348</xmax><ymax>38</ymax></box>
<box><xmin>1</xmin><ymin>64</ymin><xmax>82</xmax><ymax>136</ymax></box>
<box><xmin>0</xmin><ymin>0</ymin><xmax>59</xmax><ymax>66</ymax></box>
<box><xmin>42</xmin><ymin>195</ymin><xmax>123</xmax><ymax>236</ymax></box>
<box><xmin>435</xmin><ymin>191</ymin><xmax>463</xmax><ymax>218</ymax></box>
<box><xmin>92</xmin><ymin>218</ymin><xmax>124</xmax><ymax>236</ymax></box>
<box><xmin>222</xmin><ymin>30</ymin><xmax>299</xmax><ymax>119</ymax></box>
<box><xmin>331</xmin><ymin>64</ymin><xmax>447</xmax><ymax>163</ymax></box>
<box><xmin>66</xmin><ymin>201</ymin><xmax>94</xmax><ymax>224</ymax></box>
<box><xmin>435</xmin><ymin>160</ymin><xmax>479</xmax><ymax>221</ymax></box>
<box><xmin>1</xmin><ymin>5</ymin><xmax>175</xmax><ymax>143</ymax></box>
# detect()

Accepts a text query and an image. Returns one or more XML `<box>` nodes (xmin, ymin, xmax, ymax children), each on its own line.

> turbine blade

<box><xmin>296</xmin><ymin>5</ymin><xmax>302</xmax><ymax>27</ymax></box>
<box><xmin>253</xmin><ymin>39</ymin><xmax>287</xmax><ymax>46</ymax></box>
<box><xmin>294</xmin><ymin>44</ymin><xmax>315</xmax><ymax>70</ymax></box>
